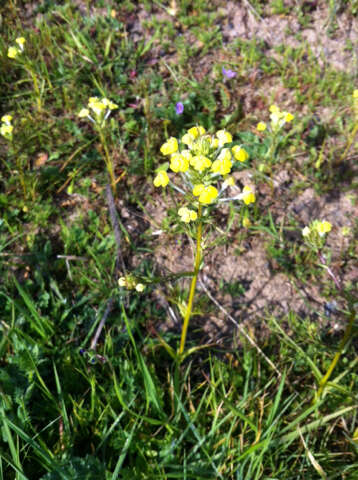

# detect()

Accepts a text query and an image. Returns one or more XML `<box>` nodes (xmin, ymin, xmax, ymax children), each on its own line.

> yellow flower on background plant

<box><xmin>240</xmin><ymin>186</ymin><xmax>256</xmax><ymax>205</ymax></box>
<box><xmin>284</xmin><ymin>112</ymin><xmax>294</xmax><ymax>122</ymax></box>
<box><xmin>353</xmin><ymin>89</ymin><xmax>358</xmax><ymax>98</ymax></box>
<box><xmin>316</xmin><ymin>220</ymin><xmax>332</xmax><ymax>237</ymax></box>
<box><xmin>257</xmin><ymin>122</ymin><xmax>267</xmax><ymax>131</ymax></box>
<box><xmin>101</xmin><ymin>98</ymin><xmax>118</xmax><ymax>110</ymax></box>
<box><xmin>1</xmin><ymin>115</ymin><xmax>12</xmax><ymax>125</ymax></box>
<box><xmin>160</xmin><ymin>137</ymin><xmax>178</xmax><ymax>155</ymax></box>
<box><xmin>222</xmin><ymin>176</ymin><xmax>235</xmax><ymax>188</ymax></box>
<box><xmin>8</xmin><ymin>47</ymin><xmax>19</xmax><ymax>59</ymax></box>
<box><xmin>192</xmin><ymin>184</ymin><xmax>218</xmax><ymax>204</ymax></box>
<box><xmin>232</xmin><ymin>146</ymin><xmax>249</xmax><ymax>162</ymax></box>
<box><xmin>1</xmin><ymin>123</ymin><xmax>13</xmax><ymax>137</ymax></box>
<box><xmin>302</xmin><ymin>226</ymin><xmax>311</xmax><ymax>237</ymax></box>
<box><xmin>302</xmin><ymin>220</ymin><xmax>332</xmax><ymax>240</ymax></box>
<box><xmin>135</xmin><ymin>283</ymin><xmax>145</xmax><ymax>292</ymax></box>
<box><xmin>15</xmin><ymin>37</ymin><xmax>26</xmax><ymax>50</ymax></box>
<box><xmin>153</xmin><ymin>170</ymin><xmax>169</xmax><ymax>187</ymax></box>
<box><xmin>216</xmin><ymin>129</ymin><xmax>233</xmax><ymax>146</ymax></box>
<box><xmin>78</xmin><ymin>108</ymin><xmax>90</xmax><ymax>118</ymax></box>
<box><xmin>178</xmin><ymin>207</ymin><xmax>197</xmax><ymax>223</ymax></box>
<box><xmin>269</xmin><ymin>105</ymin><xmax>280</xmax><ymax>113</ymax></box>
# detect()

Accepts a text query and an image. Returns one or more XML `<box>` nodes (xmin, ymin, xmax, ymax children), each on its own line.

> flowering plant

<box><xmin>0</xmin><ymin>114</ymin><xmax>14</xmax><ymax>141</ymax></box>
<box><xmin>7</xmin><ymin>36</ymin><xmax>43</xmax><ymax>111</ymax></box>
<box><xmin>301</xmin><ymin>219</ymin><xmax>357</xmax><ymax>402</ymax></box>
<box><xmin>302</xmin><ymin>219</ymin><xmax>332</xmax><ymax>251</ymax></box>
<box><xmin>7</xmin><ymin>37</ymin><xmax>26</xmax><ymax>59</ymax></box>
<box><xmin>255</xmin><ymin>105</ymin><xmax>294</xmax><ymax>172</ymax></box>
<box><xmin>154</xmin><ymin>126</ymin><xmax>255</xmax><ymax>357</ymax></box>
<box><xmin>78</xmin><ymin>97</ymin><xmax>119</xmax><ymax>193</ymax></box>
<box><xmin>154</xmin><ymin>126</ymin><xmax>254</xmax><ymax>211</ymax></box>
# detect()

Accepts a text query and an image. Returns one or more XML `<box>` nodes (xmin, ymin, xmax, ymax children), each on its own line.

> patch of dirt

<box><xmin>221</xmin><ymin>0</ymin><xmax>358</xmax><ymax>73</ymax></box>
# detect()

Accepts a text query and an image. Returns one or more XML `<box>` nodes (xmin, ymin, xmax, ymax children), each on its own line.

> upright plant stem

<box><xmin>314</xmin><ymin>251</ymin><xmax>356</xmax><ymax>401</ymax></box>
<box><xmin>25</xmin><ymin>66</ymin><xmax>42</xmax><ymax>111</ymax></box>
<box><xmin>99</xmin><ymin>129</ymin><xmax>116</xmax><ymax>195</ymax></box>
<box><xmin>337</xmin><ymin>123</ymin><xmax>358</xmax><ymax>165</ymax></box>
<box><xmin>316</xmin><ymin>308</ymin><xmax>356</xmax><ymax>400</ymax></box>
<box><xmin>179</xmin><ymin>204</ymin><xmax>203</xmax><ymax>356</ymax></box>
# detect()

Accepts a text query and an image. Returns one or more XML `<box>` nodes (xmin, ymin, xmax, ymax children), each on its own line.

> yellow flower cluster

<box><xmin>178</xmin><ymin>207</ymin><xmax>197</xmax><ymax>223</ymax></box>
<box><xmin>118</xmin><ymin>275</ymin><xmax>145</xmax><ymax>292</ymax></box>
<box><xmin>1</xmin><ymin>114</ymin><xmax>13</xmax><ymax>140</ymax></box>
<box><xmin>154</xmin><ymin>126</ymin><xmax>255</xmax><ymax>222</ymax></box>
<box><xmin>257</xmin><ymin>105</ymin><xmax>294</xmax><ymax>132</ymax></box>
<box><xmin>78</xmin><ymin>97</ymin><xmax>118</xmax><ymax>126</ymax></box>
<box><xmin>7</xmin><ymin>37</ymin><xmax>26</xmax><ymax>59</ymax></box>
<box><xmin>302</xmin><ymin>220</ymin><xmax>332</xmax><ymax>238</ymax></box>
<box><xmin>240</xmin><ymin>185</ymin><xmax>256</xmax><ymax>205</ymax></box>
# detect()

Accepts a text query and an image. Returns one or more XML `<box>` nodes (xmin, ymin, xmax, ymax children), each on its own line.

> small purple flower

<box><xmin>222</xmin><ymin>67</ymin><xmax>237</xmax><ymax>79</ymax></box>
<box><xmin>175</xmin><ymin>102</ymin><xmax>184</xmax><ymax>115</ymax></box>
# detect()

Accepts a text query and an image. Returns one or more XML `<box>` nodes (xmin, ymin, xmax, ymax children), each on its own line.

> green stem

<box><xmin>315</xmin><ymin>307</ymin><xmax>356</xmax><ymax>401</ymax></box>
<box><xmin>99</xmin><ymin>129</ymin><xmax>116</xmax><ymax>195</ymax></box>
<box><xmin>25</xmin><ymin>66</ymin><xmax>42</xmax><ymax>111</ymax></box>
<box><xmin>179</xmin><ymin>204</ymin><xmax>203</xmax><ymax>357</ymax></box>
<box><xmin>337</xmin><ymin>123</ymin><xmax>358</xmax><ymax>165</ymax></box>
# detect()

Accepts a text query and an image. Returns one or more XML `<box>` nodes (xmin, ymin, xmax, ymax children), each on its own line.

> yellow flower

<box><xmin>102</xmin><ymin>98</ymin><xmax>118</xmax><ymax>110</ymax></box>
<box><xmin>353</xmin><ymin>90</ymin><xmax>358</xmax><ymax>98</ymax></box>
<box><xmin>135</xmin><ymin>283</ymin><xmax>145</xmax><ymax>292</ymax></box>
<box><xmin>241</xmin><ymin>185</ymin><xmax>256</xmax><ymax>205</ymax></box>
<box><xmin>170</xmin><ymin>153</ymin><xmax>189</xmax><ymax>173</ymax></box>
<box><xmin>1</xmin><ymin>115</ymin><xmax>12</xmax><ymax>125</ymax></box>
<box><xmin>302</xmin><ymin>226</ymin><xmax>310</xmax><ymax>237</ymax></box>
<box><xmin>78</xmin><ymin>108</ymin><xmax>90</xmax><ymax>118</ymax></box>
<box><xmin>190</xmin><ymin>154</ymin><xmax>212</xmax><ymax>172</ymax></box>
<box><xmin>269</xmin><ymin>105</ymin><xmax>280</xmax><ymax>113</ymax></box>
<box><xmin>15</xmin><ymin>37</ymin><xmax>26</xmax><ymax>51</ymax></box>
<box><xmin>1</xmin><ymin>124</ymin><xmax>13</xmax><ymax>139</ymax></box>
<box><xmin>181</xmin><ymin>149</ymin><xmax>192</xmax><ymax>162</ymax></box>
<box><xmin>118</xmin><ymin>277</ymin><xmax>127</xmax><ymax>287</ymax></box>
<box><xmin>316</xmin><ymin>221</ymin><xmax>332</xmax><ymax>237</ymax></box>
<box><xmin>192</xmin><ymin>184</ymin><xmax>204</xmax><ymax>196</ymax></box>
<box><xmin>181</xmin><ymin>133</ymin><xmax>195</xmax><ymax>148</ymax></box>
<box><xmin>89</xmin><ymin>100</ymin><xmax>106</xmax><ymax>117</ymax></box>
<box><xmin>193</xmin><ymin>184</ymin><xmax>218</xmax><ymax>204</ymax></box>
<box><xmin>222</xmin><ymin>176</ymin><xmax>235</xmax><ymax>188</ymax></box>
<box><xmin>88</xmin><ymin>97</ymin><xmax>100</xmax><ymax>105</ymax></box>
<box><xmin>8</xmin><ymin>46</ymin><xmax>19</xmax><ymax>59</ymax></box>
<box><xmin>178</xmin><ymin>207</ymin><xmax>197</xmax><ymax>223</ymax></box>
<box><xmin>153</xmin><ymin>171</ymin><xmax>169</xmax><ymax>187</ymax></box>
<box><xmin>188</xmin><ymin>126</ymin><xmax>205</xmax><ymax>138</ymax></box>
<box><xmin>284</xmin><ymin>112</ymin><xmax>294</xmax><ymax>122</ymax></box>
<box><xmin>232</xmin><ymin>146</ymin><xmax>249</xmax><ymax>162</ymax></box>
<box><xmin>160</xmin><ymin>137</ymin><xmax>178</xmax><ymax>155</ymax></box>
<box><xmin>216</xmin><ymin>129</ymin><xmax>233</xmax><ymax>146</ymax></box>
<box><xmin>211</xmin><ymin>149</ymin><xmax>232</xmax><ymax>175</ymax></box>
<box><xmin>257</xmin><ymin>122</ymin><xmax>267</xmax><ymax>131</ymax></box>
<box><xmin>210</xmin><ymin>137</ymin><xmax>219</xmax><ymax>149</ymax></box>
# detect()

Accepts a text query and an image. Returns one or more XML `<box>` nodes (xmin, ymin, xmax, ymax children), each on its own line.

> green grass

<box><xmin>1</xmin><ymin>1</ymin><xmax>358</xmax><ymax>478</ymax></box>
